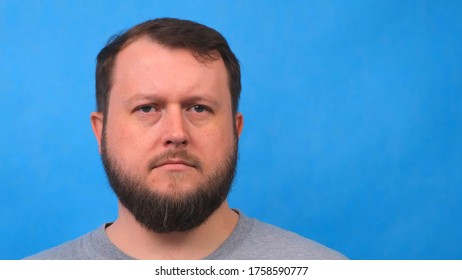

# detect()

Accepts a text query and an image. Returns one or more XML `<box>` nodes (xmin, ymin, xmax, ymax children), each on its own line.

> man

<box><xmin>27</xmin><ymin>18</ymin><xmax>346</xmax><ymax>260</ymax></box>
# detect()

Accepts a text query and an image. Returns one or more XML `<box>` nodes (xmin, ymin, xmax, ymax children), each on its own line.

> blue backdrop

<box><xmin>1</xmin><ymin>0</ymin><xmax>461</xmax><ymax>260</ymax></box>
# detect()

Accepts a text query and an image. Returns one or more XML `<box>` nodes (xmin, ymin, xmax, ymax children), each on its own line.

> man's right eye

<box><xmin>137</xmin><ymin>105</ymin><xmax>156</xmax><ymax>113</ymax></box>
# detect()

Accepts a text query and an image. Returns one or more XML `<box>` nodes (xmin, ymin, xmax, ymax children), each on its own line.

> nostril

<box><xmin>165</xmin><ymin>138</ymin><xmax>188</xmax><ymax>147</ymax></box>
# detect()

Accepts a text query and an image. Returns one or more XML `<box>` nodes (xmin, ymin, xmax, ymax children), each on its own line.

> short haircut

<box><xmin>95</xmin><ymin>18</ymin><xmax>241</xmax><ymax>116</ymax></box>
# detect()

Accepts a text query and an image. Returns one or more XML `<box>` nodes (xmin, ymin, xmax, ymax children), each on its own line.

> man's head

<box><xmin>90</xmin><ymin>18</ymin><xmax>243</xmax><ymax>233</ymax></box>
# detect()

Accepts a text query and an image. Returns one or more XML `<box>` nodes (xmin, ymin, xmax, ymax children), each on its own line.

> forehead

<box><xmin>109</xmin><ymin>37</ymin><xmax>230</xmax><ymax>104</ymax></box>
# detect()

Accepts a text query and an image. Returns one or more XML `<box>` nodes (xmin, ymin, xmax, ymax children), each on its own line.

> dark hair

<box><xmin>95</xmin><ymin>18</ymin><xmax>241</xmax><ymax>115</ymax></box>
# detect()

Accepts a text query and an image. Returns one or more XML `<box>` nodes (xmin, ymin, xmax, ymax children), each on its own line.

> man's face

<box><xmin>91</xmin><ymin>38</ymin><xmax>243</xmax><ymax>232</ymax></box>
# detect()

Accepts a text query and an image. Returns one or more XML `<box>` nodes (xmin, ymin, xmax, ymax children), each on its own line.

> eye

<box><xmin>191</xmin><ymin>104</ymin><xmax>208</xmax><ymax>113</ymax></box>
<box><xmin>136</xmin><ymin>105</ymin><xmax>156</xmax><ymax>113</ymax></box>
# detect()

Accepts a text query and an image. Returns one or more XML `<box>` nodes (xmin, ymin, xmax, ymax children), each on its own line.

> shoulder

<box><xmin>248</xmin><ymin>218</ymin><xmax>346</xmax><ymax>259</ymax></box>
<box><xmin>24</xmin><ymin>225</ymin><xmax>131</xmax><ymax>260</ymax></box>
<box><xmin>25</xmin><ymin>231</ymin><xmax>96</xmax><ymax>260</ymax></box>
<box><xmin>212</xmin><ymin>213</ymin><xmax>347</xmax><ymax>260</ymax></box>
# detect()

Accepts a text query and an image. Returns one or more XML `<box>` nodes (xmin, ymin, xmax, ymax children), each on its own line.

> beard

<box><xmin>100</xmin><ymin>132</ymin><xmax>238</xmax><ymax>234</ymax></box>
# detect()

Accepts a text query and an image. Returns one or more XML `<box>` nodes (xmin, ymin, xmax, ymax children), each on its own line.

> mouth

<box><xmin>154</xmin><ymin>158</ymin><xmax>196</xmax><ymax>170</ymax></box>
<box><xmin>160</xmin><ymin>159</ymin><xmax>193</xmax><ymax>166</ymax></box>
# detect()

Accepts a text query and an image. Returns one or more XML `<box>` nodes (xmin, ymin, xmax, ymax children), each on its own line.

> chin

<box><xmin>145</xmin><ymin>181</ymin><xmax>200</xmax><ymax>197</ymax></box>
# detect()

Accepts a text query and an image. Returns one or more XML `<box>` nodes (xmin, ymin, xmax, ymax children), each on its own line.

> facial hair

<box><xmin>100</xmin><ymin>133</ymin><xmax>238</xmax><ymax>233</ymax></box>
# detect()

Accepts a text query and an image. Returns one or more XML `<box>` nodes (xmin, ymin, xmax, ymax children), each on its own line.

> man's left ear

<box><xmin>235</xmin><ymin>112</ymin><xmax>244</xmax><ymax>138</ymax></box>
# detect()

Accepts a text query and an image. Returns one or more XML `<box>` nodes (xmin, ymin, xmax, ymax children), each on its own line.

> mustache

<box><xmin>147</xmin><ymin>150</ymin><xmax>202</xmax><ymax>171</ymax></box>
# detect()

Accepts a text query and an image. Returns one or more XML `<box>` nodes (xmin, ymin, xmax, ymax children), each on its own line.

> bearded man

<box><xmin>26</xmin><ymin>18</ymin><xmax>346</xmax><ymax>260</ymax></box>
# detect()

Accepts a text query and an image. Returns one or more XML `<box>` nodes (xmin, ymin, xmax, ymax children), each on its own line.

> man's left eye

<box><xmin>191</xmin><ymin>105</ymin><xmax>207</xmax><ymax>113</ymax></box>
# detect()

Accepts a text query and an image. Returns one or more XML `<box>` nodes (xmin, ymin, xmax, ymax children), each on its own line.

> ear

<box><xmin>235</xmin><ymin>112</ymin><xmax>244</xmax><ymax>138</ymax></box>
<box><xmin>90</xmin><ymin>112</ymin><xmax>104</xmax><ymax>154</ymax></box>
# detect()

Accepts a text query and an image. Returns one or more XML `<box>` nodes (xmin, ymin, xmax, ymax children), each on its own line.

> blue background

<box><xmin>1</xmin><ymin>0</ymin><xmax>461</xmax><ymax>260</ymax></box>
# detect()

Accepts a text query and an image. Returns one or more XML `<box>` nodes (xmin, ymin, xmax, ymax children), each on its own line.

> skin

<box><xmin>90</xmin><ymin>37</ymin><xmax>243</xmax><ymax>259</ymax></box>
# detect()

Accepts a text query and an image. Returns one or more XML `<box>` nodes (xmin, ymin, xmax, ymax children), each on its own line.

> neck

<box><xmin>106</xmin><ymin>200</ymin><xmax>238</xmax><ymax>259</ymax></box>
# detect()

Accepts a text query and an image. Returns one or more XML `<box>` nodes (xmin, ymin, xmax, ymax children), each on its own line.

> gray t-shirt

<box><xmin>26</xmin><ymin>213</ymin><xmax>346</xmax><ymax>260</ymax></box>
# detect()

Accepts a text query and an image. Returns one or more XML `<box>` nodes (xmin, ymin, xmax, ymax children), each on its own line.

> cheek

<box><xmin>197</xmin><ymin>123</ymin><xmax>235</xmax><ymax>158</ymax></box>
<box><xmin>104</xmin><ymin>120</ymin><xmax>151</xmax><ymax>166</ymax></box>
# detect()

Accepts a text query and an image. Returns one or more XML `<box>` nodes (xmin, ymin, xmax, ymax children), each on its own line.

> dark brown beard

<box><xmin>100</xmin><ymin>133</ymin><xmax>238</xmax><ymax>233</ymax></box>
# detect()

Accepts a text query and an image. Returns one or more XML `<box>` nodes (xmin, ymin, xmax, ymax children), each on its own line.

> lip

<box><xmin>155</xmin><ymin>158</ymin><xmax>195</xmax><ymax>169</ymax></box>
<box><xmin>148</xmin><ymin>152</ymin><xmax>201</xmax><ymax>172</ymax></box>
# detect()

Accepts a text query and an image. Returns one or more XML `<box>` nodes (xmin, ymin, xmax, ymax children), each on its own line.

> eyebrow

<box><xmin>182</xmin><ymin>95</ymin><xmax>220</xmax><ymax>107</ymax></box>
<box><xmin>124</xmin><ymin>94</ymin><xmax>163</xmax><ymax>106</ymax></box>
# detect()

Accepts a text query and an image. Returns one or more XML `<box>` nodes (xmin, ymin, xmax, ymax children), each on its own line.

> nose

<box><xmin>162</xmin><ymin>107</ymin><xmax>189</xmax><ymax>148</ymax></box>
